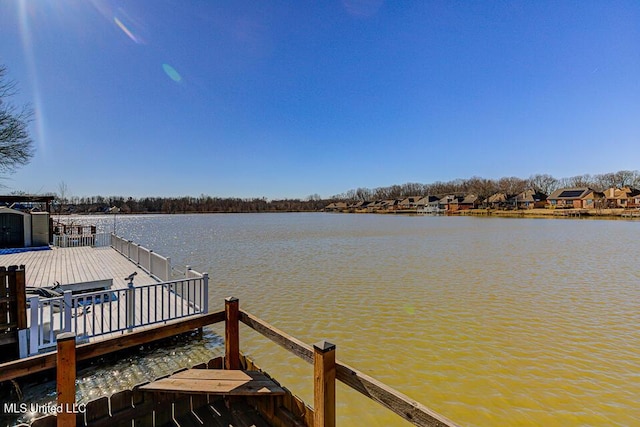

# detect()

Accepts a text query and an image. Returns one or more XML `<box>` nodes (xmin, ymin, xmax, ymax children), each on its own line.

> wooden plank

<box><xmin>335</xmin><ymin>362</ymin><xmax>461</xmax><ymax>427</ymax></box>
<box><xmin>239</xmin><ymin>310</ymin><xmax>313</xmax><ymax>364</ymax></box>
<box><xmin>0</xmin><ymin>310</ymin><xmax>225</xmax><ymax>382</ymax></box>
<box><xmin>140</xmin><ymin>376</ymin><xmax>286</xmax><ymax>396</ymax></box>
<box><xmin>169</xmin><ymin>369</ymin><xmax>270</xmax><ymax>381</ymax></box>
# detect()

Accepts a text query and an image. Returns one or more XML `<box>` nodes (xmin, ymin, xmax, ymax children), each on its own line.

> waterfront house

<box><xmin>438</xmin><ymin>195</ymin><xmax>461</xmax><ymax>212</ymax></box>
<box><xmin>398</xmin><ymin>196</ymin><xmax>421</xmax><ymax>210</ymax></box>
<box><xmin>417</xmin><ymin>196</ymin><xmax>439</xmax><ymax>208</ymax></box>
<box><xmin>382</xmin><ymin>199</ymin><xmax>400</xmax><ymax>211</ymax></box>
<box><xmin>457</xmin><ymin>194</ymin><xmax>480</xmax><ymax>210</ymax></box>
<box><xmin>547</xmin><ymin>187</ymin><xmax>604</xmax><ymax>209</ymax></box>
<box><xmin>512</xmin><ymin>189</ymin><xmax>548</xmax><ymax>209</ymax></box>
<box><xmin>485</xmin><ymin>192</ymin><xmax>510</xmax><ymax>209</ymax></box>
<box><xmin>324</xmin><ymin>202</ymin><xmax>348</xmax><ymax>212</ymax></box>
<box><xmin>366</xmin><ymin>200</ymin><xmax>385</xmax><ymax>212</ymax></box>
<box><xmin>603</xmin><ymin>187</ymin><xmax>640</xmax><ymax>208</ymax></box>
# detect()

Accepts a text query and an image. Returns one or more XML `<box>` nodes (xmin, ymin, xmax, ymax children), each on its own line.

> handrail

<box><xmin>110</xmin><ymin>233</ymin><xmax>173</xmax><ymax>281</ymax></box>
<box><xmin>26</xmin><ymin>277</ymin><xmax>208</xmax><ymax>356</ymax></box>
<box><xmin>239</xmin><ymin>309</ymin><xmax>461</xmax><ymax>427</ymax></box>
<box><xmin>4</xmin><ymin>299</ymin><xmax>460</xmax><ymax>426</ymax></box>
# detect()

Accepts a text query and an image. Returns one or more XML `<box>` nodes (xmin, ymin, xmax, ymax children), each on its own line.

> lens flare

<box><xmin>114</xmin><ymin>17</ymin><xmax>139</xmax><ymax>44</ymax></box>
<box><xmin>162</xmin><ymin>64</ymin><xmax>182</xmax><ymax>83</ymax></box>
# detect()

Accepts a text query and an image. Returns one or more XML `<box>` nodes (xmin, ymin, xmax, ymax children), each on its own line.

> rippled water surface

<box><xmin>8</xmin><ymin>213</ymin><xmax>640</xmax><ymax>426</ymax></box>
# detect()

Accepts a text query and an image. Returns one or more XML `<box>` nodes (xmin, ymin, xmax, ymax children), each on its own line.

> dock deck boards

<box><xmin>0</xmin><ymin>246</ymin><xmax>195</xmax><ymax>343</ymax></box>
<box><xmin>0</xmin><ymin>246</ymin><xmax>157</xmax><ymax>289</ymax></box>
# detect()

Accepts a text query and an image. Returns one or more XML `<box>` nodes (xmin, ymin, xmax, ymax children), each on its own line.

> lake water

<box><xmin>8</xmin><ymin>213</ymin><xmax>640</xmax><ymax>426</ymax></box>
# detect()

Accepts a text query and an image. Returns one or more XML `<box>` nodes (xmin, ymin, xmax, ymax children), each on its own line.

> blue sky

<box><xmin>1</xmin><ymin>0</ymin><xmax>639</xmax><ymax>199</ymax></box>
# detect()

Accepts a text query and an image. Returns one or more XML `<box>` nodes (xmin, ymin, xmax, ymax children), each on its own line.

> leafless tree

<box><xmin>0</xmin><ymin>65</ymin><xmax>34</xmax><ymax>176</ymax></box>
<box><xmin>528</xmin><ymin>174</ymin><xmax>559</xmax><ymax>195</ymax></box>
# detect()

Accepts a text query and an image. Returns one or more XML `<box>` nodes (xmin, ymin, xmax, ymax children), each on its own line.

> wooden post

<box><xmin>224</xmin><ymin>297</ymin><xmax>240</xmax><ymax>370</ymax></box>
<box><xmin>15</xmin><ymin>267</ymin><xmax>27</xmax><ymax>330</ymax></box>
<box><xmin>314</xmin><ymin>340</ymin><xmax>336</xmax><ymax>427</ymax></box>
<box><xmin>202</xmin><ymin>273</ymin><xmax>209</xmax><ymax>314</ymax></box>
<box><xmin>16</xmin><ymin>267</ymin><xmax>28</xmax><ymax>358</ymax></box>
<box><xmin>56</xmin><ymin>332</ymin><xmax>76</xmax><ymax>427</ymax></box>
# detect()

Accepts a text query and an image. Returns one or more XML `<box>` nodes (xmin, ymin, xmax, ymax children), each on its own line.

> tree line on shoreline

<box><xmin>15</xmin><ymin>170</ymin><xmax>640</xmax><ymax>214</ymax></box>
<box><xmin>332</xmin><ymin>170</ymin><xmax>640</xmax><ymax>202</ymax></box>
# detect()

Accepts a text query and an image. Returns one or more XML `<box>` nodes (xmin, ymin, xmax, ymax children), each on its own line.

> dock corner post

<box><xmin>166</xmin><ymin>257</ymin><xmax>171</xmax><ymax>282</ymax></box>
<box><xmin>224</xmin><ymin>297</ymin><xmax>240</xmax><ymax>370</ymax></box>
<box><xmin>56</xmin><ymin>332</ymin><xmax>77</xmax><ymax>427</ymax></box>
<box><xmin>313</xmin><ymin>340</ymin><xmax>336</xmax><ymax>427</ymax></box>
<box><xmin>63</xmin><ymin>291</ymin><xmax>73</xmax><ymax>333</ymax></box>
<box><xmin>202</xmin><ymin>273</ymin><xmax>209</xmax><ymax>314</ymax></box>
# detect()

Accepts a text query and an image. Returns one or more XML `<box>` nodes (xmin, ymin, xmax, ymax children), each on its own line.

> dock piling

<box><xmin>314</xmin><ymin>340</ymin><xmax>336</xmax><ymax>427</ymax></box>
<box><xmin>225</xmin><ymin>297</ymin><xmax>240</xmax><ymax>370</ymax></box>
<box><xmin>56</xmin><ymin>332</ymin><xmax>76</xmax><ymax>427</ymax></box>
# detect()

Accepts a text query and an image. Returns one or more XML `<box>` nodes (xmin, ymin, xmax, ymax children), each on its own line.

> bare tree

<box><xmin>0</xmin><ymin>65</ymin><xmax>34</xmax><ymax>176</ymax></box>
<box><xmin>528</xmin><ymin>174</ymin><xmax>559</xmax><ymax>195</ymax></box>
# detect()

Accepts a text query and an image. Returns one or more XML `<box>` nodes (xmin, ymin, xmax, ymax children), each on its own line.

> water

<box><xmin>6</xmin><ymin>213</ymin><xmax>640</xmax><ymax>426</ymax></box>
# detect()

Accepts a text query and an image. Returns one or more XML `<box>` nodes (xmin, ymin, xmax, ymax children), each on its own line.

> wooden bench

<box><xmin>139</xmin><ymin>369</ymin><xmax>286</xmax><ymax>396</ymax></box>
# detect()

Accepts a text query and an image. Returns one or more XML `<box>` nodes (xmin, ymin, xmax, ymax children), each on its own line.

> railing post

<box><xmin>29</xmin><ymin>296</ymin><xmax>39</xmax><ymax>356</ymax></box>
<box><xmin>63</xmin><ymin>291</ymin><xmax>73</xmax><ymax>333</ymax></box>
<box><xmin>202</xmin><ymin>273</ymin><xmax>209</xmax><ymax>314</ymax></box>
<box><xmin>225</xmin><ymin>297</ymin><xmax>240</xmax><ymax>370</ymax></box>
<box><xmin>56</xmin><ymin>332</ymin><xmax>76</xmax><ymax>427</ymax></box>
<box><xmin>314</xmin><ymin>341</ymin><xmax>336</xmax><ymax>427</ymax></box>
<box><xmin>127</xmin><ymin>282</ymin><xmax>135</xmax><ymax>332</ymax></box>
<box><xmin>16</xmin><ymin>268</ymin><xmax>28</xmax><ymax>358</ymax></box>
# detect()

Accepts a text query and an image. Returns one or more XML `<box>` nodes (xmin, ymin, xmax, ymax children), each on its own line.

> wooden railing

<box><xmin>3</xmin><ymin>298</ymin><xmax>460</xmax><ymax>427</ymax></box>
<box><xmin>233</xmin><ymin>300</ymin><xmax>461</xmax><ymax>427</ymax></box>
<box><xmin>0</xmin><ymin>265</ymin><xmax>27</xmax><ymax>360</ymax></box>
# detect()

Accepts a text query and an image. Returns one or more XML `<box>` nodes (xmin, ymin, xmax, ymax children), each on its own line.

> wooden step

<box><xmin>139</xmin><ymin>369</ymin><xmax>286</xmax><ymax>396</ymax></box>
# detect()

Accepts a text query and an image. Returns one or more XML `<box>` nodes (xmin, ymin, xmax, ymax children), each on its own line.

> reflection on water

<box><xmin>5</xmin><ymin>213</ymin><xmax>640</xmax><ymax>426</ymax></box>
<box><xmin>2</xmin><ymin>331</ymin><xmax>223</xmax><ymax>426</ymax></box>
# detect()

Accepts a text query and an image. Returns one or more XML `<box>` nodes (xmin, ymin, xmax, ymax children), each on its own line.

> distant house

<box><xmin>324</xmin><ymin>202</ymin><xmax>348</xmax><ymax>212</ymax></box>
<box><xmin>416</xmin><ymin>196</ymin><xmax>439</xmax><ymax>208</ymax></box>
<box><xmin>603</xmin><ymin>187</ymin><xmax>640</xmax><ymax>209</ymax></box>
<box><xmin>485</xmin><ymin>193</ymin><xmax>510</xmax><ymax>209</ymax></box>
<box><xmin>512</xmin><ymin>189</ymin><xmax>547</xmax><ymax>209</ymax></box>
<box><xmin>416</xmin><ymin>196</ymin><xmax>442</xmax><ymax>214</ymax></box>
<box><xmin>439</xmin><ymin>195</ymin><xmax>461</xmax><ymax>212</ymax></box>
<box><xmin>547</xmin><ymin>187</ymin><xmax>604</xmax><ymax>209</ymax></box>
<box><xmin>457</xmin><ymin>194</ymin><xmax>480</xmax><ymax>210</ymax></box>
<box><xmin>382</xmin><ymin>199</ymin><xmax>400</xmax><ymax>211</ymax></box>
<box><xmin>366</xmin><ymin>200</ymin><xmax>385</xmax><ymax>212</ymax></box>
<box><xmin>351</xmin><ymin>200</ymin><xmax>371</xmax><ymax>211</ymax></box>
<box><xmin>398</xmin><ymin>197</ymin><xmax>421</xmax><ymax>210</ymax></box>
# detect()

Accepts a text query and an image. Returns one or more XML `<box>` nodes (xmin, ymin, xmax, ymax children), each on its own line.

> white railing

<box><xmin>53</xmin><ymin>232</ymin><xmax>111</xmax><ymax>248</ymax></box>
<box><xmin>110</xmin><ymin>234</ymin><xmax>171</xmax><ymax>281</ymax></box>
<box><xmin>26</xmin><ymin>276</ymin><xmax>208</xmax><ymax>356</ymax></box>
